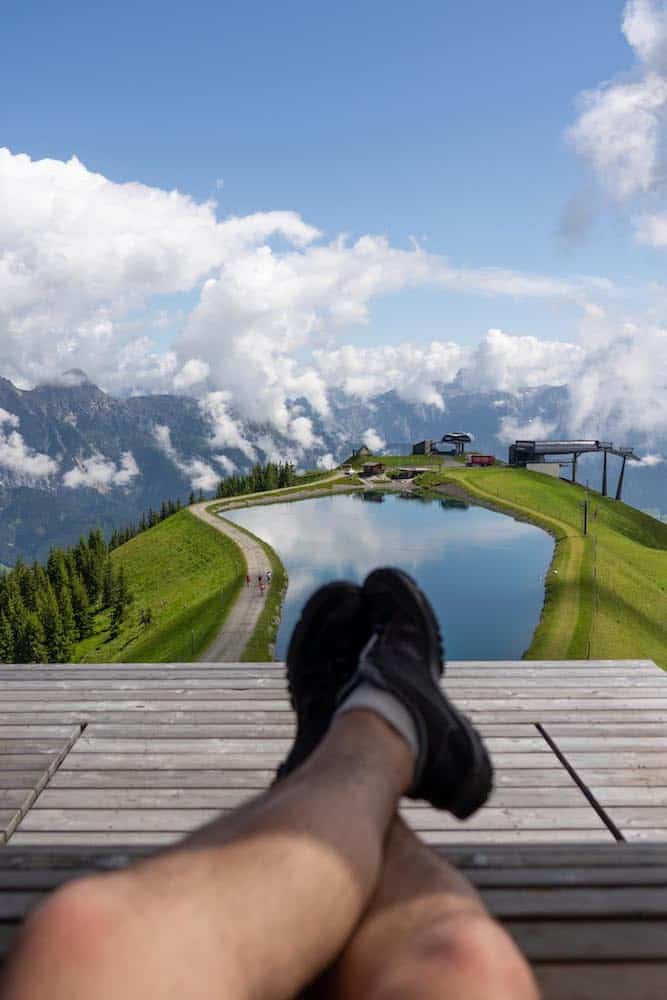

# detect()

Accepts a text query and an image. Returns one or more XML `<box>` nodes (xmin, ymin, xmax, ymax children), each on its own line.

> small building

<box><xmin>467</xmin><ymin>454</ymin><xmax>495</xmax><ymax>467</ymax></box>
<box><xmin>396</xmin><ymin>467</ymin><xmax>432</xmax><ymax>479</ymax></box>
<box><xmin>362</xmin><ymin>462</ymin><xmax>385</xmax><ymax>476</ymax></box>
<box><xmin>353</xmin><ymin>444</ymin><xmax>372</xmax><ymax>458</ymax></box>
<box><xmin>442</xmin><ymin>432</ymin><xmax>472</xmax><ymax>456</ymax></box>
<box><xmin>412</xmin><ymin>440</ymin><xmax>434</xmax><ymax>455</ymax></box>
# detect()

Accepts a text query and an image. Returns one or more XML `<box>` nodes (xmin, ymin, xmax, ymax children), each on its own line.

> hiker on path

<box><xmin>246</xmin><ymin>573</ymin><xmax>251</xmax><ymax>586</ymax></box>
<box><xmin>2</xmin><ymin>568</ymin><xmax>537</xmax><ymax>1000</ymax></box>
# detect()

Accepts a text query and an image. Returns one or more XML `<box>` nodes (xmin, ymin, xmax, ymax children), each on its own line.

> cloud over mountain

<box><xmin>0</xmin><ymin>140</ymin><xmax>665</xmax><ymax>458</ymax></box>
<box><xmin>0</xmin><ymin>408</ymin><xmax>59</xmax><ymax>481</ymax></box>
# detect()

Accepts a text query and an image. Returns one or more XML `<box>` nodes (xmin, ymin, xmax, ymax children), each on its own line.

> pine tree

<box><xmin>102</xmin><ymin>559</ymin><xmax>115</xmax><ymax>608</ymax></box>
<box><xmin>17</xmin><ymin>612</ymin><xmax>48</xmax><ymax>664</ymax></box>
<box><xmin>0</xmin><ymin>614</ymin><xmax>14</xmax><ymax>663</ymax></box>
<box><xmin>56</xmin><ymin>586</ymin><xmax>76</xmax><ymax>661</ymax></box>
<box><xmin>37</xmin><ymin>583</ymin><xmax>65</xmax><ymax>663</ymax></box>
<box><xmin>70</xmin><ymin>574</ymin><xmax>93</xmax><ymax>639</ymax></box>
<box><xmin>189</xmin><ymin>490</ymin><xmax>195</xmax><ymax>505</ymax></box>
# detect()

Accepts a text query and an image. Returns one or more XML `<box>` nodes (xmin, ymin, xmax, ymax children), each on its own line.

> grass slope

<box><xmin>75</xmin><ymin>509</ymin><xmax>245</xmax><ymax>663</ymax></box>
<box><xmin>414</xmin><ymin>466</ymin><xmax>667</xmax><ymax>667</ymax></box>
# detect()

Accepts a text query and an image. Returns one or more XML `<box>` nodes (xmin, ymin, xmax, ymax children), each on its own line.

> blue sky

<box><xmin>1</xmin><ymin>0</ymin><xmax>666</xmax><ymax>452</ymax></box>
<box><xmin>2</xmin><ymin>0</ymin><xmax>633</xmax><ymax>281</ymax></box>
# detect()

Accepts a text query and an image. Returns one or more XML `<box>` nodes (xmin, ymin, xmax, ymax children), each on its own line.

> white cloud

<box><xmin>496</xmin><ymin>416</ymin><xmax>558</xmax><ymax>445</ymax></box>
<box><xmin>0</xmin><ymin>147</ymin><xmax>318</xmax><ymax>393</ymax></box>
<box><xmin>460</xmin><ymin>329</ymin><xmax>585</xmax><ymax>392</ymax></box>
<box><xmin>200</xmin><ymin>391</ymin><xmax>256</xmax><ymax>460</ymax></box>
<box><xmin>361</xmin><ymin>428</ymin><xmax>386</xmax><ymax>452</ymax></box>
<box><xmin>0</xmin><ymin>148</ymin><xmax>607</xmax><ymax>436</ymax></box>
<box><xmin>635</xmin><ymin>452</ymin><xmax>664</xmax><ymax>465</ymax></box>
<box><xmin>173</xmin><ymin>358</ymin><xmax>210</xmax><ymax>390</ymax></box>
<box><xmin>0</xmin><ymin>409</ymin><xmax>59</xmax><ymax>481</ymax></box>
<box><xmin>316</xmin><ymin>452</ymin><xmax>337</xmax><ymax>470</ymax></box>
<box><xmin>567</xmin><ymin>73</ymin><xmax>667</xmax><ymax>200</ymax></box>
<box><xmin>567</xmin><ymin>314</ymin><xmax>667</xmax><ymax>437</ymax></box>
<box><xmin>313</xmin><ymin>341</ymin><xmax>466</xmax><ymax>407</ymax></box>
<box><xmin>567</xmin><ymin>1</ymin><xmax>667</xmax><ymax>243</ymax></box>
<box><xmin>62</xmin><ymin>450</ymin><xmax>139</xmax><ymax>491</ymax></box>
<box><xmin>214</xmin><ymin>455</ymin><xmax>237</xmax><ymax>477</ymax></box>
<box><xmin>153</xmin><ymin>423</ymin><xmax>219</xmax><ymax>492</ymax></box>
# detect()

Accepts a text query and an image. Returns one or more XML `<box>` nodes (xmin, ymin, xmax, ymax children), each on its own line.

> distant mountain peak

<box><xmin>40</xmin><ymin>369</ymin><xmax>93</xmax><ymax>388</ymax></box>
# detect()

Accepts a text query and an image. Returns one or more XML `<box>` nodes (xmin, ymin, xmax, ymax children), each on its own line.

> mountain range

<box><xmin>0</xmin><ymin>372</ymin><xmax>664</xmax><ymax>565</ymax></box>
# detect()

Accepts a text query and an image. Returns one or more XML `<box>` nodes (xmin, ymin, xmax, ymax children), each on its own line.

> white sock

<box><xmin>336</xmin><ymin>682</ymin><xmax>419</xmax><ymax>759</ymax></box>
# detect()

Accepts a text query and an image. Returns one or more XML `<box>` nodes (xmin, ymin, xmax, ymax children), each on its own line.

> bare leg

<box><xmin>1</xmin><ymin>712</ymin><xmax>413</xmax><ymax>1000</ymax></box>
<box><xmin>320</xmin><ymin>818</ymin><xmax>539</xmax><ymax>1000</ymax></box>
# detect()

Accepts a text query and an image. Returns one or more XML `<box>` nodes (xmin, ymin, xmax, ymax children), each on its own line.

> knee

<box><xmin>372</xmin><ymin>910</ymin><xmax>539</xmax><ymax>1000</ymax></box>
<box><xmin>5</xmin><ymin>875</ymin><xmax>129</xmax><ymax>995</ymax></box>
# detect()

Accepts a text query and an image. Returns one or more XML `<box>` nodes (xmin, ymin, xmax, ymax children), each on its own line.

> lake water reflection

<box><xmin>222</xmin><ymin>492</ymin><xmax>554</xmax><ymax>661</ymax></box>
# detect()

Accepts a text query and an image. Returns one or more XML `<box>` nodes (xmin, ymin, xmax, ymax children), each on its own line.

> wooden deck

<box><xmin>0</xmin><ymin>659</ymin><xmax>666</xmax><ymax>996</ymax></box>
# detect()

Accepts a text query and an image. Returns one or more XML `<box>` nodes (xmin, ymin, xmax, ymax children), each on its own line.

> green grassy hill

<box><xmin>411</xmin><ymin>465</ymin><xmax>667</xmax><ymax>668</ymax></box>
<box><xmin>75</xmin><ymin>509</ymin><xmax>245</xmax><ymax>663</ymax></box>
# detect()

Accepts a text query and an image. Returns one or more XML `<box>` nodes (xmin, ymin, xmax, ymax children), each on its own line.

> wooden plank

<box><xmin>623</xmin><ymin>829</ymin><xmax>667</xmax><ymax>842</ymax></box>
<box><xmin>0</xmin><ymin>727</ymin><xmax>81</xmax><ymax>738</ymax></box>
<box><xmin>1</xmin><ymin>862</ymin><xmax>664</xmax><ymax>891</ymax></box>
<box><xmin>0</xmin><ymin>755</ymin><xmax>63</xmax><ymax>770</ymax></box>
<box><xmin>0</xmin><ymin>773</ymin><xmax>44</xmax><ymax>789</ymax></box>
<box><xmin>34</xmin><ymin>786</ymin><xmax>588</xmax><ymax>810</ymax></box>
<box><xmin>16</xmin><ymin>806</ymin><xmax>606</xmax><ymax>833</ymax></box>
<box><xmin>508</xmin><ymin>920</ymin><xmax>667</xmax><ymax>960</ymax></box>
<box><xmin>8</xmin><ymin>828</ymin><xmax>615</xmax><ymax>846</ymax></box>
<box><xmin>73</xmin><ymin>738</ymin><xmax>295</xmax><ymax>754</ymax></box>
<box><xmin>591</xmin><ymin>788</ymin><xmax>667</xmax><ymax>806</ymax></box>
<box><xmin>9</xmin><ymin>832</ymin><xmax>179</xmax><ymax>846</ymax></box>
<box><xmin>399</xmin><ymin>828</ymin><xmax>615</xmax><ymax>844</ymax></box>
<box><xmin>55</xmin><ymin>752</ymin><xmax>564</xmax><ymax>769</ymax></box>
<box><xmin>553</xmin><ymin>752</ymin><xmax>667</xmax><ymax>768</ymax></box>
<box><xmin>17</xmin><ymin>808</ymin><xmax>220</xmax><ymax>832</ymax></box>
<box><xmin>0</xmin><ymin>712</ymin><xmax>299</xmax><ymax>725</ymax></box>
<box><xmin>578</xmin><ymin>769</ymin><xmax>667</xmax><ymax>787</ymax></box>
<box><xmin>0</xmin><ymin>675</ymin><xmax>664</xmax><ymax>690</ymax></box>
<box><xmin>0</xmin><ymin>741</ymin><xmax>76</xmax><ymax>755</ymax></box>
<box><xmin>5</xmin><ymin>709</ymin><xmax>667</xmax><ymax>725</ymax></box>
<box><xmin>3</xmin><ymin>697</ymin><xmax>667</xmax><ymax>713</ymax></box>
<box><xmin>482</xmin><ymin>886</ymin><xmax>667</xmax><ymax>918</ymax></box>
<box><xmin>534</xmin><ymin>963</ymin><xmax>667</xmax><ymax>1000</ymax></box>
<box><xmin>70</xmin><ymin>736</ymin><xmax>549</xmax><ymax>754</ymax></box>
<box><xmin>4</xmin><ymin>692</ymin><xmax>667</xmax><ymax>708</ymax></box>
<box><xmin>48</xmin><ymin>769</ymin><xmax>276</xmax><ymax>788</ymax></box>
<box><xmin>400</xmin><ymin>808</ymin><xmax>606</xmax><ymax>831</ymax></box>
<box><xmin>78</xmin><ymin>723</ymin><xmax>540</xmax><ymax>739</ymax></box>
<box><xmin>469</xmin><ymin>867</ymin><xmax>667</xmax><ymax>887</ymax></box>
<box><xmin>543</xmin><ymin>724</ymin><xmax>667</xmax><ymax>735</ymax></box>
<box><xmin>0</xmin><ymin>841</ymin><xmax>660</xmax><ymax>869</ymax></box>
<box><xmin>552</xmin><ymin>737</ymin><xmax>667</xmax><ymax>750</ymax></box>
<box><xmin>46</xmin><ymin>768</ymin><xmax>574</xmax><ymax>789</ymax></box>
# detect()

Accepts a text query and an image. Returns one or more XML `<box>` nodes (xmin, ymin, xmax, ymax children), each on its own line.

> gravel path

<box><xmin>189</xmin><ymin>503</ymin><xmax>271</xmax><ymax>662</ymax></box>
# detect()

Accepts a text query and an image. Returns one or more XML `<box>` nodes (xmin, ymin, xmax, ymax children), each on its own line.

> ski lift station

<box><xmin>508</xmin><ymin>439</ymin><xmax>639</xmax><ymax>500</ymax></box>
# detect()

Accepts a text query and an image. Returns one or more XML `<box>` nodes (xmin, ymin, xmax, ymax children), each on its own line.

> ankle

<box><xmin>325</xmin><ymin>710</ymin><xmax>415</xmax><ymax>792</ymax></box>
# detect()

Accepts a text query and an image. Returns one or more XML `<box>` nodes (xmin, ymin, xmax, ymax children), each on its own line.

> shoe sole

<box><xmin>364</xmin><ymin>567</ymin><xmax>493</xmax><ymax>819</ymax></box>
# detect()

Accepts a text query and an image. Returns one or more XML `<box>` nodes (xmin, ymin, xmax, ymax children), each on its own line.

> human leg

<box><xmin>320</xmin><ymin>817</ymin><xmax>539</xmax><ymax>1000</ymax></box>
<box><xmin>1</xmin><ymin>711</ymin><xmax>413</xmax><ymax>1000</ymax></box>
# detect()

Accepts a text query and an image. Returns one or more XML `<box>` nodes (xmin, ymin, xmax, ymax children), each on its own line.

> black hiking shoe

<box><xmin>340</xmin><ymin>567</ymin><xmax>493</xmax><ymax>818</ymax></box>
<box><xmin>275</xmin><ymin>581</ymin><xmax>370</xmax><ymax>781</ymax></box>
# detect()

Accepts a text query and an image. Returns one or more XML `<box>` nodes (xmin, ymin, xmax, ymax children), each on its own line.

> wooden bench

<box><xmin>0</xmin><ymin>843</ymin><xmax>665</xmax><ymax>998</ymax></box>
